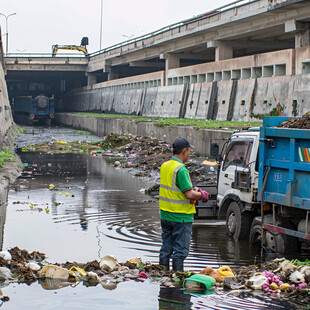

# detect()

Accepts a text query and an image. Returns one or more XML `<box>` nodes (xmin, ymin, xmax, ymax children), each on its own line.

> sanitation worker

<box><xmin>159</xmin><ymin>137</ymin><xmax>210</xmax><ymax>272</ymax></box>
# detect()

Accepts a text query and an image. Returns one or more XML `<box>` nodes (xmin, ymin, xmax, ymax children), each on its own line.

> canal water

<box><xmin>0</xmin><ymin>127</ymin><xmax>303</xmax><ymax>309</ymax></box>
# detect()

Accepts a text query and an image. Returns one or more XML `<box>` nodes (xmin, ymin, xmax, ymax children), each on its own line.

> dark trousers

<box><xmin>159</xmin><ymin>219</ymin><xmax>192</xmax><ymax>270</ymax></box>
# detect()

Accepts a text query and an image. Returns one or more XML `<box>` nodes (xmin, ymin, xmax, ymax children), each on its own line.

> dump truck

<box><xmin>12</xmin><ymin>94</ymin><xmax>55</xmax><ymax>125</ymax></box>
<box><xmin>197</xmin><ymin>116</ymin><xmax>310</xmax><ymax>254</ymax></box>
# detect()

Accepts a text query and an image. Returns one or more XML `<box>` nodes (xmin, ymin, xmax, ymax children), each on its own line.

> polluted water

<box><xmin>0</xmin><ymin>126</ymin><xmax>305</xmax><ymax>309</ymax></box>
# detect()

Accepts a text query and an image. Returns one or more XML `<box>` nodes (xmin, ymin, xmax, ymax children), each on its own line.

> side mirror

<box><xmin>210</xmin><ymin>142</ymin><xmax>219</xmax><ymax>156</ymax></box>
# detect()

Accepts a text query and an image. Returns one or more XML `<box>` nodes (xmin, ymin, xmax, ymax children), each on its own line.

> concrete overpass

<box><xmin>4</xmin><ymin>56</ymin><xmax>88</xmax><ymax>99</ymax></box>
<box><xmin>4</xmin><ymin>0</ymin><xmax>310</xmax><ymax>121</ymax></box>
<box><xmin>6</xmin><ymin>0</ymin><xmax>310</xmax><ymax>84</ymax></box>
<box><xmin>86</xmin><ymin>0</ymin><xmax>310</xmax><ymax>84</ymax></box>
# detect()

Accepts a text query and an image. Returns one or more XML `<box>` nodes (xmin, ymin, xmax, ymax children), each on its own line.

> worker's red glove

<box><xmin>198</xmin><ymin>189</ymin><xmax>211</xmax><ymax>203</ymax></box>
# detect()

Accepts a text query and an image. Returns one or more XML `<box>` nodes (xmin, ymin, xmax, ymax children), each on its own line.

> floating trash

<box><xmin>26</xmin><ymin>262</ymin><xmax>41</xmax><ymax>271</ymax></box>
<box><xmin>38</xmin><ymin>265</ymin><xmax>76</xmax><ymax>280</ymax></box>
<box><xmin>245</xmin><ymin>273</ymin><xmax>267</xmax><ymax>290</ymax></box>
<box><xmin>99</xmin><ymin>255</ymin><xmax>119</xmax><ymax>272</ymax></box>
<box><xmin>217</xmin><ymin>266</ymin><xmax>234</xmax><ymax>279</ymax></box>
<box><xmin>183</xmin><ymin>274</ymin><xmax>215</xmax><ymax>292</ymax></box>
<box><xmin>0</xmin><ymin>251</ymin><xmax>12</xmax><ymax>261</ymax></box>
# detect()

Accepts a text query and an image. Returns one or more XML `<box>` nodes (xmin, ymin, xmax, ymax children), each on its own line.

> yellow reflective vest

<box><xmin>159</xmin><ymin>159</ymin><xmax>196</xmax><ymax>214</ymax></box>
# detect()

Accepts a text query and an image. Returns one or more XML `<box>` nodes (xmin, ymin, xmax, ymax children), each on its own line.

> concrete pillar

<box><xmin>160</xmin><ymin>53</ymin><xmax>180</xmax><ymax>86</ymax></box>
<box><xmin>164</xmin><ymin>54</ymin><xmax>180</xmax><ymax>70</ymax></box>
<box><xmin>285</xmin><ymin>20</ymin><xmax>310</xmax><ymax>48</ymax></box>
<box><xmin>107</xmin><ymin>71</ymin><xmax>119</xmax><ymax>81</ymax></box>
<box><xmin>215</xmin><ymin>42</ymin><xmax>233</xmax><ymax>61</ymax></box>
<box><xmin>295</xmin><ymin>29</ymin><xmax>310</xmax><ymax>48</ymax></box>
<box><xmin>86</xmin><ymin>72</ymin><xmax>97</xmax><ymax>86</ymax></box>
<box><xmin>104</xmin><ymin>65</ymin><xmax>119</xmax><ymax>81</ymax></box>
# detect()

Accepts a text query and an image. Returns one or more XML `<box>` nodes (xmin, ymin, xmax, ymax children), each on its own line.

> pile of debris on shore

<box><xmin>0</xmin><ymin>247</ymin><xmax>309</xmax><ymax>304</ymax></box>
<box><xmin>20</xmin><ymin>133</ymin><xmax>217</xmax><ymax>186</ymax></box>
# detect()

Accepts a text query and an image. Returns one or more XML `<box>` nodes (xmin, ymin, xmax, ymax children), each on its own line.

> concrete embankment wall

<box><xmin>55</xmin><ymin>113</ymin><xmax>233</xmax><ymax>157</ymax></box>
<box><xmin>58</xmin><ymin>74</ymin><xmax>310</xmax><ymax>121</ymax></box>
<box><xmin>57</xmin><ymin>48</ymin><xmax>310</xmax><ymax>120</ymax></box>
<box><xmin>0</xmin><ymin>44</ymin><xmax>22</xmax><ymax>200</ymax></box>
<box><xmin>0</xmin><ymin>62</ymin><xmax>16</xmax><ymax>149</ymax></box>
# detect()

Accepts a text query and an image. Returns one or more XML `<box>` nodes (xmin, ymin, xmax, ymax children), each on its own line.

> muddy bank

<box><xmin>21</xmin><ymin>133</ymin><xmax>217</xmax><ymax>188</ymax></box>
<box><xmin>55</xmin><ymin>112</ymin><xmax>233</xmax><ymax>157</ymax></box>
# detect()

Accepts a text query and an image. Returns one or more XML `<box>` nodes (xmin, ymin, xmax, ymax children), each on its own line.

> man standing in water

<box><xmin>159</xmin><ymin>137</ymin><xmax>210</xmax><ymax>272</ymax></box>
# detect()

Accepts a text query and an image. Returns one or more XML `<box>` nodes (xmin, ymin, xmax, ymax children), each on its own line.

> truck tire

<box><xmin>249</xmin><ymin>215</ymin><xmax>297</xmax><ymax>254</ymax></box>
<box><xmin>226</xmin><ymin>201</ymin><xmax>253</xmax><ymax>241</ymax></box>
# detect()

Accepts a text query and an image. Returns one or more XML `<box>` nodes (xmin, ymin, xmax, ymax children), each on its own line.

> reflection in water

<box><xmin>158</xmin><ymin>286</ymin><xmax>192</xmax><ymax>309</ymax></box>
<box><xmin>39</xmin><ymin>278</ymin><xmax>72</xmax><ymax>290</ymax></box>
<box><xmin>0</xmin><ymin>188</ymin><xmax>8</xmax><ymax>250</ymax></box>
<box><xmin>158</xmin><ymin>286</ymin><xmax>300</xmax><ymax>310</ymax></box>
<box><xmin>0</xmin><ymin>151</ymin><xmax>303</xmax><ymax>309</ymax></box>
<box><xmin>5</xmin><ymin>152</ymin><xmax>309</xmax><ymax>266</ymax></box>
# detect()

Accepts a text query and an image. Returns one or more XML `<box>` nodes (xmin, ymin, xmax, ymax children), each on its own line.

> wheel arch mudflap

<box><xmin>218</xmin><ymin>194</ymin><xmax>245</xmax><ymax>218</ymax></box>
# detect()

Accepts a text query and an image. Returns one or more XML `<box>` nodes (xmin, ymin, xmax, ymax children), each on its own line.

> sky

<box><xmin>0</xmin><ymin>0</ymin><xmax>233</xmax><ymax>55</ymax></box>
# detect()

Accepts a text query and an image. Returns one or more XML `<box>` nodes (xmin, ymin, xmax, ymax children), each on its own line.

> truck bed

<box><xmin>258</xmin><ymin>116</ymin><xmax>310</xmax><ymax>211</ymax></box>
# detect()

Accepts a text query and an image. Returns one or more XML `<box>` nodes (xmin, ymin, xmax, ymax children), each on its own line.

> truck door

<box><xmin>218</xmin><ymin>139</ymin><xmax>253</xmax><ymax>201</ymax></box>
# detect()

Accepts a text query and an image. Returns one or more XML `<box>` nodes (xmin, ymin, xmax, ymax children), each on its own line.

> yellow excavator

<box><xmin>52</xmin><ymin>37</ymin><xmax>89</xmax><ymax>57</ymax></box>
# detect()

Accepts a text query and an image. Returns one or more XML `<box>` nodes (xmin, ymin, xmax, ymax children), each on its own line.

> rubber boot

<box><xmin>159</xmin><ymin>259</ymin><xmax>169</xmax><ymax>271</ymax></box>
<box><xmin>172</xmin><ymin>258</ymin><xmax>184</xmax><ymax>272</ymax></box>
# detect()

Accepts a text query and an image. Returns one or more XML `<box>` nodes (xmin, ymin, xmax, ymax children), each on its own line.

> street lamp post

<box><xmin>100</xmin><ymin>0</ymin><xmax>103</xmax><ymax>50</ymax></box>
<box><xmin>0</xmin><ymin>12</ymin><xmax>17</xmax><ymax>56</ymax></box>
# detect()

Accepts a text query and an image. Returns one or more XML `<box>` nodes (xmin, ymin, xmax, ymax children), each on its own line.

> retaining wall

<box><xmin>55</xmin><ymin>113</ymin><xmax>233</xmax><ymax>157</ymax></box>
<box><xmin>58</xmin><ymin>74</ymin><xmax>310</xmax><ymax>121</ymax></box>
<box><xmin>0</xmin><ymin>61</ymin><xmax>15</xmax><ymax>149</ymax></box>
<box><xmin>0</xmin><ymin>43</ymin><xmax>22</xmax><ymax>203</ymax></box>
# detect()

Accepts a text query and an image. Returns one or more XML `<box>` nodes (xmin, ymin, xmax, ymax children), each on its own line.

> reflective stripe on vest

<box><xmin>159</xmin><ymin>160</ymin><xmax>195</xmax><ymax>214</ymax></box>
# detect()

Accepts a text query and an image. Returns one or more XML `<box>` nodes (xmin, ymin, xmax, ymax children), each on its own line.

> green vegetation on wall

<box><xmin>0</xmin><ymin>148</ymin><xmax>15</xmax><ymax>168</ymax></box>
<box><xmin>74</xmin><ymin>113</ymin><xmax>262</xmax><ymax>130</ymax></box>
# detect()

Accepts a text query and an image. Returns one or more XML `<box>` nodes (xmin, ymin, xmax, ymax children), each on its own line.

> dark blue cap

<box><xmin>172</xmin><ymin>137</ymin><xmax>195</xmax><ymax>151</ymax></box>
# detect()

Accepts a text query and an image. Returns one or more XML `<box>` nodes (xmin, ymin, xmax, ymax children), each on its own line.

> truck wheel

<box><xmin>249</xmin><ymin>223</ymin><xmax>262</xmax><ymax>248</ymax></box>
<box><xmin>249</xmin><ymin>215</ymin><xmax>297</xmax><ymax>254</ymax></box>
<box><xmin>226</xmin><ymin>202</ymin><xmax>253</xmax><ymax>241</ymax></box>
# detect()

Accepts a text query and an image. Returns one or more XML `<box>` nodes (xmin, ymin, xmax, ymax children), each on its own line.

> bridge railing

<box><xmin>89</xmin><ymin>0</ymin><xmax>255</xmax><ymax>57</ymax></box>
<box><xmin>5</xmin><ymin>52</ymin><xmax>88</xmax><ymax>58</ymax></box>
<box><xmin>4</xmin><ymin>0</ymin><xmax>255</xmax><ymax>59</ymax></box>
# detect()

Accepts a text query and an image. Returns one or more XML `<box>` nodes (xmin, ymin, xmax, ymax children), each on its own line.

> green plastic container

<box><xmin>183</xmin><ymin>274</ymin><xmax>216</xmax><ymax>291</ymax></box>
